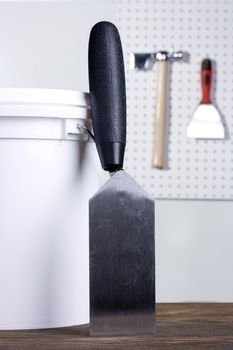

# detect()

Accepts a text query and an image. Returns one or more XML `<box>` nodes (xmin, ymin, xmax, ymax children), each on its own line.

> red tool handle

<box><xmin>201</xmin><ymin>58</ymin><xmax>212</xmax><ymax>104</ymax></box>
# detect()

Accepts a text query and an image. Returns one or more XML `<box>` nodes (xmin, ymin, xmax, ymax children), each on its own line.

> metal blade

<box><xmin>187</xmin><ymin>104</ymin><xmax>225</xmax><ymax>139</ymax></box>
<box><xmin>89</xmin><ymin>170</ymin><xmax>155</xmax><ymax>336</ymax></box>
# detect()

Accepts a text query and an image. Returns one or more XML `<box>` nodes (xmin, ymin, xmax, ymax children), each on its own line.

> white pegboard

<box><xmin>117</xmin><ymin>0</ymin><xmax>233</xmax><ymax>200</ymax></box>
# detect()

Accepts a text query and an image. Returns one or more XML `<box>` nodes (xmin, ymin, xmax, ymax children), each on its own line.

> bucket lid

<box><xmin>0</xmin><ymin>88</ymin><xmax>90</xmax><ymax>119</ymax></box>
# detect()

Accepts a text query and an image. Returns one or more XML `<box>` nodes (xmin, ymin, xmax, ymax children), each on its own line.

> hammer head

<box><xmin>130</xmin><ymin>51</ymin><xmax>183</xmax><ymax>71</ymax></box>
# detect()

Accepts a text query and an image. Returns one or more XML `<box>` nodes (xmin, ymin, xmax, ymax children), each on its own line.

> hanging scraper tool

<box><xmin>187</xmin><ymin>58</ymin><xmax>225</xmax><ymax>139</ymax></box>
<box><xmin>88</xmin><ymin>21</ymin><xmax>155</xmax><ymax>336</ymax></box>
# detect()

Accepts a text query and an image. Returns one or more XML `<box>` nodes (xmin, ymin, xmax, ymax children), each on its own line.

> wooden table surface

<box><xmin>1</xmin><ymin>303</ymin><xmax>233</xmax><ymax>350</ymax></box>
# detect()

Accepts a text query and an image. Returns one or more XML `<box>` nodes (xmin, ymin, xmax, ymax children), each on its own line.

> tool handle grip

<box><xmin>201</xmin><ymin>58</ymin><xmax>212</xmax><ymax>104</ymax></box>
<box><xmin>88</xmin><ymin>21</ymin><xmax>126</xmax><ymax>172</ymax></box>
<box><xmin>152</xmin><ymin>60</ymin><xmax>168</xmax><ymax>169</ymax></box>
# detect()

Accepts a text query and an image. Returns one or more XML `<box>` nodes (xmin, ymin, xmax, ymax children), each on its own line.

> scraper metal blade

<box><xmin>88</xmin><ymin>22</ymin><xmax>155</xmax><ymax>336</ymax></box>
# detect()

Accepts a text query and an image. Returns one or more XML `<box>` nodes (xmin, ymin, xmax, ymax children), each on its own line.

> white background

<box><xmin>0</xmin><ymin>0</ymin><xmax>232</xmax><ymax>303</ymax></box>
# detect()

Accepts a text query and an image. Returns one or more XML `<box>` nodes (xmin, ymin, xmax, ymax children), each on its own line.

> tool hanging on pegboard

<box><xmin>187</xmin><ymin>58</ymin><xmax>225</xmax><ymax>139</ymax></box>
<box><xmin>130</xmin><ymin>51</ymin><xmax>184</xmax><ymax>169</ymax></box>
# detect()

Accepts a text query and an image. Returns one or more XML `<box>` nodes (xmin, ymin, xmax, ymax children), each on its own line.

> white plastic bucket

<box><xmin>0</xmin><ymin>88</ymin><xmax>103</xmax><ymax>329</ymax></box>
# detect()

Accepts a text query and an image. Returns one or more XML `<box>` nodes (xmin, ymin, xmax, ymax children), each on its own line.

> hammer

<box><xmin>130</xmin><ymin>51</ymin><xmax>183</xmax><ymax>169</ymax></box>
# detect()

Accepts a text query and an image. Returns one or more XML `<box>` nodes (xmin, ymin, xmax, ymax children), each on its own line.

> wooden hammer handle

<box><xmin>152</xmin><ymin>60</ymin><xmax>168</xmax><ymax>169</ymax></box>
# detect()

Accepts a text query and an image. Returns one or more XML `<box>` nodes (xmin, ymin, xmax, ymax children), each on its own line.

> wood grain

<box><xmin>1</xmin><ymin>303</ymin><xmax>233</xmax><ymax>350</ymax></box>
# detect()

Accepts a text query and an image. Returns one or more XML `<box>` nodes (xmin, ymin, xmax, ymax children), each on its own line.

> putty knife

<box><xmin>187</xmin><ymin>58</ymin><xmax>224</xmax><ymax>139</ymax></box>
<box><xmin>88</xmin><ymin>21</ymin><xmax>155</xmax><ymax>336</ymax></box>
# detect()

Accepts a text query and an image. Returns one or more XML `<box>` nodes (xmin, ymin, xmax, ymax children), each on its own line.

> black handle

<box><xmin>88</xmin><ymin>21</ymin><xmax>126</xmax><ymax>172</ymax></box>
